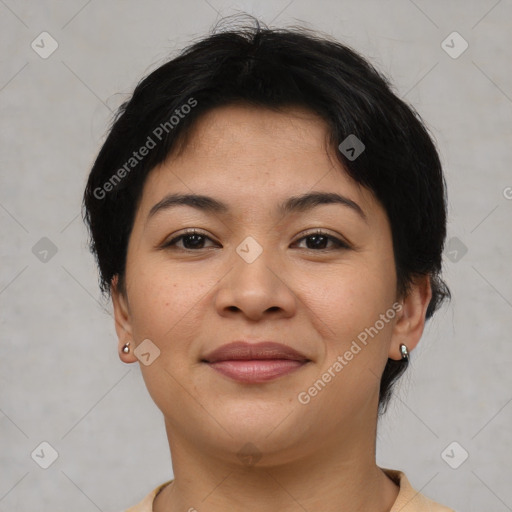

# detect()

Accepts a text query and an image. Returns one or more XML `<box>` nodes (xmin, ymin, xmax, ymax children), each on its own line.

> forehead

<box><xmin>137</xmin><ymin>103</ymin><xmax>377</xmax><ymax>219</ymax></box>
<box><xmin>181</xmin><ymin>103</ymin><xmax>329</xmax><ymax>151</ymax></box>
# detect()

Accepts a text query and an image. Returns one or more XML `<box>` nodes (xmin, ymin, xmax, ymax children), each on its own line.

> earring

<box><xmin>400</xmin><ymin>344</ymin><xmax>409</xmax><ymax>361</ymax></box>
<box><xmin>122</xmin><ymin>342</ymin><xmax>130</xmax><ymax>354</ymax></box>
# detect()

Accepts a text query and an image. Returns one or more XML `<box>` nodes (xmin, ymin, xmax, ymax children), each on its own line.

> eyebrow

<box><xmin>147</xmin><ymin>191</ymin><xmax>367</xmax><ymax>223</ymax></box>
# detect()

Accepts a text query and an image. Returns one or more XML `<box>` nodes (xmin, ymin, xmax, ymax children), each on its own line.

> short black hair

<box><xmin>83</xmin><ymin>16</ymin><xmax>450</xmax><ymax>414</ymax></box>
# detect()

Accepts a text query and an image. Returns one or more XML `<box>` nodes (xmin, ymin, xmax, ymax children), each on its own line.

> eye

<box><xmin>292</xmin><ymin>229</ymin><xmax>350</xmax><ymax>251</ymax></box>
<box><xmin>162</xmin><ymin>229</ymin><xmax>220</xmax><ymax>250</ymax></box>
<box><xmin>161</xmin><ymin>229</ymin><xmax>350</xmax><ymax>252</ymax></box>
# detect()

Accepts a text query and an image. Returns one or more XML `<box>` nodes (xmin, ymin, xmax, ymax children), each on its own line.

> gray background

<box><xmin>1</xmin><ymin>1</ymin><xmax>511</xmax><ymax>511</ymax></box>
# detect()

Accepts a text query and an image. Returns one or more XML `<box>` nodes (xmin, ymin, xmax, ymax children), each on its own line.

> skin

<box><xmin>111</xmin><ymin>104</ymin><xmax>432</xmax><ymax>512</ymax></box>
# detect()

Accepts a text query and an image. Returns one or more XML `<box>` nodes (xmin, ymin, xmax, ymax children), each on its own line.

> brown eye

<box><xmin>162</xmin><ymin>230</ymin><xmax>219</xmax><ymax>250</ymax></box>
<box><xmin>293</xmin><ymin>230</ymin><xmax>350</xmax><ymax>251</ymax></box>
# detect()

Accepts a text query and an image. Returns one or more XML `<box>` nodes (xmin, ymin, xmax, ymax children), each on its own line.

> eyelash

<box><xmin>162</xmin><ymin>228</ymin><xmax>351</xmax><ymax>252</ymax></box>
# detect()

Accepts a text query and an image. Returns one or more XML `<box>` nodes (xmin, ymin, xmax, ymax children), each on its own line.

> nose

<box><xmin>214</xmin><ymin>244</ymin><xmax>297</xmax><ymax>321</ymax></box>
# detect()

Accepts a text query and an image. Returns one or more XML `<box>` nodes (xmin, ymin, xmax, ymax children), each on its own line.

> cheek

<box><xmin>295</xmin><ymin>266</ymin><xmax>397</xmax><ymax>424</ymax></box>
<box><xmin>303</xmin><ymin>260</ymin><xmax>396</xmax><ymax>340</ymax></box>
<box><xmin>126</xmin><ymin>261</ymin><xmax>209</xmax><ymax>343</ymax></box>
<box><xmin>126</xmin><ymin>265</ymin><xmax>212</xmax><ymax>412</ymax></box>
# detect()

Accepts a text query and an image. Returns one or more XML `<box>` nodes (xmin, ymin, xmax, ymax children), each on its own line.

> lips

<box><xmin>202</xmin><ymin>341</ymin><xmax>310</xmax><ymax>383</ymax></box>
<box><xmin>203</xmin><ymin>341</ymin><xmax>309</xmax><ymax>363</ymax></box>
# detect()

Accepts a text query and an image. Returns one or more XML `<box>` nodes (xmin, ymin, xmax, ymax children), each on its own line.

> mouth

<box><xmin>201</xmin><ymin>341</ymin><xmax>310</xmax><ymax>383</ymax></box>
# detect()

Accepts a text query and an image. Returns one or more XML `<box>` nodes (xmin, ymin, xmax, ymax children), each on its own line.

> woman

<box><xmin>83</xmin><ymin>18</ymin><xmax>454</xmax><ymax>512</ymax></box>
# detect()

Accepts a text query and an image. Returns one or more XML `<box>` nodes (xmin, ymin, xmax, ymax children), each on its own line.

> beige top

<box><xmin>124</xmin><ymin>468</ymin><xmax>455</xmax><ymax>511</ymax></box>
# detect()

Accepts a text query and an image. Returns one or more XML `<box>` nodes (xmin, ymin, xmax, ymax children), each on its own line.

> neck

<box><xmin>153</xmin><ymin>419</ymin><xmax>399</xmax><ymax>512</ymax></box>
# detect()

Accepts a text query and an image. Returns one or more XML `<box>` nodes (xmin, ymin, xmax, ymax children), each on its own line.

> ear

<box><xmin>111</xmin><ymin>275</ymin><xmax>138</xmax><ymax>363</ymax></box>
<box><xmin>388</xmin><ymin>274</ymin><xmax>432</xmax><ymax>360</ymax></box>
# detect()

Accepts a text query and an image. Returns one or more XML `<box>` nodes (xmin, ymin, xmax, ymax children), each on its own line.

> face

<box><xmin>112</xmin><ymin>104</ymin><xmax>430</xmax><ymax>464</ymax></box>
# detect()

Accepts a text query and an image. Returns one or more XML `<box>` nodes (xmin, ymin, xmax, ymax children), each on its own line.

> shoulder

<box><xmin>382</xmin><ymin>468</ymin><xmax>455</xmax><ymax>512</ymax></box>
<box><xmin>122</xmin><ymin>480</ymin><xmax>173</xmax><ymax>512</ymax></box>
